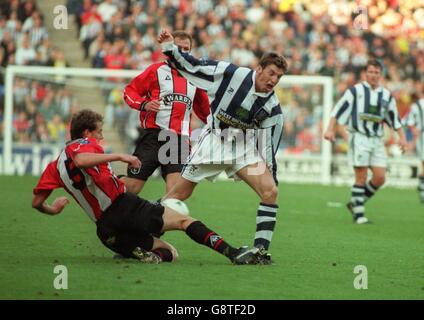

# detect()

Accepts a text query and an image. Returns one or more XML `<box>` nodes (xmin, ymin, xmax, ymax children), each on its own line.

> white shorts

<box><xmin>348</xmin><ymin>132</ymin><xmax>387</xmax><ymax>167</ymax></box>
<box><xmin>416</xmin><ymin>134</ymin><xmax>424</xmax><ymax>161</ymax></box>
<box><xmin>182</xmin><ymin>128</ymin><xmax>264</xmax><ymax>183</ymax></box>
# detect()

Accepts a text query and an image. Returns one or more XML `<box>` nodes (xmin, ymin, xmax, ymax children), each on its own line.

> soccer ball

<box><xmin>161</xmin><ymin>198</ymin><xmax>190</xmax><ymax>216</ymax></box>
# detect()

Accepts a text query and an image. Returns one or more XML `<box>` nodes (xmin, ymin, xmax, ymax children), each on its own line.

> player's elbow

<box><xmin>73</xmin><ymin>155</ymin><xmax>86</xmax><ymax>168</ymax></box>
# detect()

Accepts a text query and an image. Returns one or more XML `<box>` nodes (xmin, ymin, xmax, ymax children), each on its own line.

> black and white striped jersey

<box><xmin>406</xmin><ymin>99</ymin><xmax>424</xmax><ymax>132</ymax></box>
<box><xmin>331</xmin><ymin>81</ymin><xmax>402</xmax><ymax>137</ymax></box>
<box><xmin>161</xmin><ymin>42</ymin><xmax>284</xmax><ymax>180</ymax></box>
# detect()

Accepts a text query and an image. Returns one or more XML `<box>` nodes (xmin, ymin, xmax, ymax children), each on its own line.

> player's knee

<box><xmin>169</xmin><ymin>188</ymin><xmax>192</xmax><ymax>201</ymax></box>
<box><xmin>180</xmin><ymin>216</ymin><xmax>196</xmax><ymax>230</ymax></box>
<box><xmin>125</xmin><ymin>179</ymin><xmax>143</xmax><ymax>194</ymax></box>
<box><xmin>170</xmin><ymin>248</ymin><xmax>179</xmax><ymax>261</ymax></box>
<box><xmin>373</xmin><ymin>176</ymin><xmax>385</xmax><ymax>187</ymax></box>
<box><xmin>261</xmin><ymin>185</ymin><xmax>278</xmax><ymax>203</ymax></box>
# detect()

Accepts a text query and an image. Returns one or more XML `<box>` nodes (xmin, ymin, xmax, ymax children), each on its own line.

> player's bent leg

<box><xmin>151</xmin><ymin>237</ymin><xmax>179</xmax><ymax>262</ymax></box>
<box><xmin>161</xmin><ymin>208</ymin><xmax>261</xmax><ymax>264</ymax></box>
<box><xmin>124</xmin><ymin>177</ymin><xmax>146</xmax><ymax>194</ymax></box>
<box><xmin>236</xmin><ymin>163</ymin><xmax>278</xmax><ymax>253</ymax></box>
<box><xmin>165</xmin><ymin>172</ymin><xmax>182</xmax><ymax>193</ymax></box>
<box><xmin>163</xmin><ymin>176</ymin><xmax>197</xmax><ymax>201</ymax></box>
<box><xmin>160</xmin><ymin>207</ymin><xmax>197</xmax><ymax>232</ymax></box>
<box><xmin>236</xmin><ymin>162</ymin><xmax>278</xmax><ymax>203</ymax></box>
<box><xmin>369</xmin><ymin>166</ymin><xmax>386</xmax><ymax>188</ymax></box>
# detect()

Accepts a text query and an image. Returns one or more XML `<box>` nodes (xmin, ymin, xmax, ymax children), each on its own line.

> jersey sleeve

<box><xmin>123</xmin><ymin>65</ymin><xmax>154</xmax><ymax>110</ymax></box>
<box><xmin>384</xmin><ymin>95</ymin><xmax>402</xmax><ymax>130</ymax></box>
<box><xmin>331</xmin><ymin>89</ymin><xmax>354</xmax><ymax>125</ymax></box>
<box><xmin>67</xmin><ymin>138</ymin><xmax>103</xmax><ymax>161</ymax></box>
<box><xmin>33</xmin><ymin>161</ymin><xmax>63</xmax><ymax>195</ymax></box>
<box><xmin>161</xmin><ymin>41</ymin><xmax>230</xmax><ymax>90</ymax></box>
<box><xmin>192</xmin><ymin>88</ymin><xmax>210</xmax><ymax>124</ymax></box>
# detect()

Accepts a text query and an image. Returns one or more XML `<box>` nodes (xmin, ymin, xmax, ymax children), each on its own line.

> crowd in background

<box><xmin>0</xmin><ymin>0</ymin><xmax>75</xmax><ymax>144</ymax></box>
<box><xmin>1</xmin><ymin>0</ymin><xmax>423</xmax><ymax>156</ymax></box>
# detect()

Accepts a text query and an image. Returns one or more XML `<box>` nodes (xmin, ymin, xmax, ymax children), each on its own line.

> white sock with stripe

<box><xmin>351</xmin><ymin>185</ymin><xmax>365</xmax><ymax>219</ymax></box>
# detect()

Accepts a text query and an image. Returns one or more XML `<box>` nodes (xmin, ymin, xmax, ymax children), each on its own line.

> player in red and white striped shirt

<box><xmin>123</xmin><ymin>30</ymin><xmax>210</xmax><ymax>194</ymax></box>
<box><xmin>31</xmin><ymin>110</ymin><xmax>262</xmax><ymax>265</ymax></box>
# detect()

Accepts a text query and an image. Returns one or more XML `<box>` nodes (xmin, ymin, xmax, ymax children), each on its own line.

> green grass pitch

<box><xmin>0</xmin><ymin>176</ymin><xmax>423</xmax><ymax>300</ymax></box>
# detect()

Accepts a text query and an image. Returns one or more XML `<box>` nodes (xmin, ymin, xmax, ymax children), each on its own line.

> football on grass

<box><xmin>161</xmin><ymin>198</ymin><xmax>190</xmax><ymax>216</ymax></box>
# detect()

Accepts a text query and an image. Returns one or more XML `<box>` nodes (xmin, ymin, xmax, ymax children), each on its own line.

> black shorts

<box><xmin>96</xmin><ymin>192</ymin><xmax>165</xmax><ymax>257</ymax></box>
<box><xmin>127</xmin><ymin>128</ymin><xmax>190</xmax><ymax>181</ymax></box>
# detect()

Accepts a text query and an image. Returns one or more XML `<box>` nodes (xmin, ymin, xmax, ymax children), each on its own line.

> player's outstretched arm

<box><xmin>32</xmin><ymin>191</ymin><xmax>69</xmax><ymax>215</ymax></box>
<box><xmin>73</xmin><ymin>153</ymin><xmax>141</xmax><ymax>169</ymax></box>
<box><xmin>158</xmin><ymin>29</ymin><xmax>226</xmax><ymax>89</ymax></box>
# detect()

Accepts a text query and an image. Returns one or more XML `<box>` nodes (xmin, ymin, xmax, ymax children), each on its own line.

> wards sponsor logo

<box><xmin>162</xmin><ymin>94</ymin><xmax>193</xmax><ymax>109</ymax></box>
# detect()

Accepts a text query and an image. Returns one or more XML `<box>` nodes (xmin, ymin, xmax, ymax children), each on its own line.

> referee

<box><xmin>324</xmin><ymin>59</ymin><xmax>407</xmax><ymax>224</ymax></box>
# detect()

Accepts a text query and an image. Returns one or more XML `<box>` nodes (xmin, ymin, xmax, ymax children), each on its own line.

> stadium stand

<box><xmin>0</xmin><ymin>0</ymin><xmax>77</xmax><ymax>144</ymax></box>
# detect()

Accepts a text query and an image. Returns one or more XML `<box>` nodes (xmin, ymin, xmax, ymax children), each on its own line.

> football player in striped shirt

<box><xmin>31</xmin><ymin>110</ymin><xmax>268</xmax><ymax>265</ymax></box>
<box><xmin>406</xmin><ymin>90</ymin><xmax>424</xmax><ymax>203</ymax></box>
<box><xmin>123</xmin><ymin>31</ymin><xmax>210</xmax><ymax>195</ymax></box>
<box><xmin>324</xmin><ymin>60</ymin><xmax>407</xmax><ymax>224</ymax></box>
<box><xmin>158</xmin><ymin>30</ymin><xmax>288</xmax><ymax>263</ymax></box>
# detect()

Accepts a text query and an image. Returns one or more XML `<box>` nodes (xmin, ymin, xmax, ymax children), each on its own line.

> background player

<box><xmin>406</xmin><ymin>89</ymin><xmax>424</xmax><ymax>203</ymax></box>
<box><xmin>158</xmin><ymin>30</ymin><xmax>287</xmax><ymax>262</ymax></box>
<box><xmin>31</xmin><ymin>109</ymin><xmax>265</xmax><ymax>265</ymax></box>
<box><xmin>123</xmin><ymin>30</ymin><xmax>210</xmax><ymax>195</ymax></box>
<box><xmin>324</xmin><ymin>59</ymin><xmax>407</xmax><ymax>224</ymax></box>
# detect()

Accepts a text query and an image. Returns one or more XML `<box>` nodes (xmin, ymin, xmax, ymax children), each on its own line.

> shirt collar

<box><xmin>363</xmin><ymin>81</ymin><xmax>382</xmax><ymax>92</ymax></box>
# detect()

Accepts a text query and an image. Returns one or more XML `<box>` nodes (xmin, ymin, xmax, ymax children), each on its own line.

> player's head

<box><xmin>365</xmin><ymin>59</ymin><xmax>383</xmax><ymax>88</ymax></box>
<box><xmin>70</xmin><ymin>109</ymin><xmax>104</xmax><ymax>141</ymax></box>
<box><xmin>172</xmin><ymin>30</ymin><xmax>192</xmax><ymax>53</ymax></box>
<box><xmin>255</xmin><ymin>52</ymin><xmax>288</xmax><ymax>93</ymax></box>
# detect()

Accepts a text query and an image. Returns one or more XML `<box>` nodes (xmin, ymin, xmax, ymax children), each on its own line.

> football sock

<box><xmin>152</xmin><ymin>248</ymin><xmax>173</xmax><ymax>262</ymax></box>
<box><xmin>185</xmin><ymin>221</ymin><xmax>238</xmax><ymax>258</ymax></box>
<box><xmin>351</xmin><ymin>185</ymin><xmax>366</xmax><ymax>219</ymax></box>
<box><xmin>419</xmin><ymin>176</ymin><xmax>424</xmax><ymax>200</ymax></box>
<box><xmin>364</xmin><ymin>180</ymin><xmax>379</xmax><ymax>202</ymax></box>
<box><xmin>254</xmin><ymin>203</ymin><xmax>278</xmax><ymax>250</ymax></box>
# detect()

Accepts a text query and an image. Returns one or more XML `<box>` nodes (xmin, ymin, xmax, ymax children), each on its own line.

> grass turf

<box><xmin>0</xmin><ymin>176</ymin><xmax>423</xmax><ymax>300</ymax></box>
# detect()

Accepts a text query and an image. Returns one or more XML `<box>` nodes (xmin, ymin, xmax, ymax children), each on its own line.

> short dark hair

<box><xmin>172</xmin><ymin>30</ymin><xmax>193</xmax><ymax>50</ymax></box>
<box><xmin>70</xmin><ymin>109</ymin><xmax>103</xmax><ymax>140</ymax></box>
<box><xmin>259</xmin><ymin>52</ymin><xmax>289</xmax><ymax>74</ymax></box>
<box><xmin>366</xmin><ymin>59</ymin><xmax>383</xmax><ymax>71</ymax></box>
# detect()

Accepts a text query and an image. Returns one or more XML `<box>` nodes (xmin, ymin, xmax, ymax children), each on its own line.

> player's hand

<box><xmin>324</xmin><ymin>130</ymin><xmax>335</xmax><ymax>142</ymax></box>
<box><xmin>158</xmin><ymin>30</ymin><xmax>173</xmax><ymax>44</ymax></box>
<box><xmin>51</xmin><ymin>197</ymin><xmax>70</xmax><ymax>215</ymax></box>
<box><xmin>144</xmin><ymin>99</ymin><xmax>161</xmax><ymax>112</ymax></box>
<box><xmin>398</xmin><ymin>137</ymin><xmax>407</xmax><ymax>153</ymax></box>
<box><xmin>120</xmin><ymin>154</ymin><xmax>142</xmax><ymax>169</ymax></box>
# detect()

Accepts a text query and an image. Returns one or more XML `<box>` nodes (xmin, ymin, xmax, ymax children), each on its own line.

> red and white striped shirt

<box><xmin>123</xmin><ymin>61</ymin><xmax>210</xmax><ymax>136</ymax></box>
<box><xmin>33</xmin><ymin>138</ymin><xmax>125</xmax><ymax>222</ymax></box>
